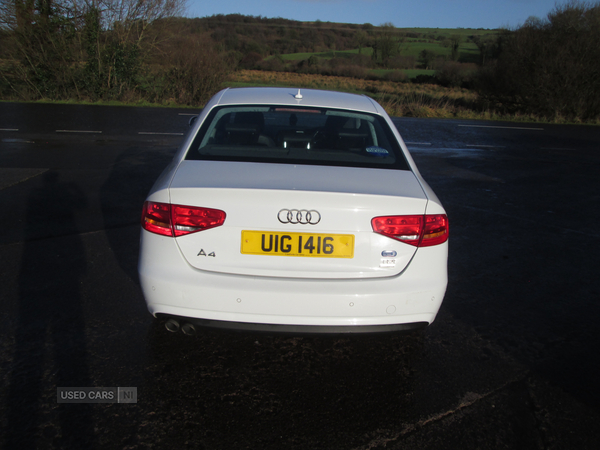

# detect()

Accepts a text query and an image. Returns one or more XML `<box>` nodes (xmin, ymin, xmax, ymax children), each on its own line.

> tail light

<box><xmin>142</xmin><ymin>201</ymin><xmax>226</xmax><ymax>237</ymax></box>
<box><xmin>372</xmin><ymin>214</ymin><xmax>448</xmax><ymax>247</ymax></box>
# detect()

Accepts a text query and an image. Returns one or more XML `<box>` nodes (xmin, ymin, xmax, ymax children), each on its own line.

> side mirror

<box><xmin>189</xmin><ymin>116</ymin><xmax>198</xmax><ymax>127</ymax></box>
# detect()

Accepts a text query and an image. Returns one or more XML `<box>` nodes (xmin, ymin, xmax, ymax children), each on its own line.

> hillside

<box><xmin>149</xmin><ymin>15</ymin><xmax>500</xmax><ymax>69</ymax></box>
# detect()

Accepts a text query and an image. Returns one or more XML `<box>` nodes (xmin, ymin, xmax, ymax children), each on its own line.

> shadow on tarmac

<box><xmin>6</xmin><ymin>171</ymin><xmax>95</xmax><ymax>448</ymax></box>
<box><xmin>99</xmin><ymin>143</ymin><xmax>176</xmax><ymax>283</ymax></box>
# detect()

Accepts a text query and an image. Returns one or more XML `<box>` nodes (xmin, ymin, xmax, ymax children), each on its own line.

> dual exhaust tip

<box><xmin>165</xmin><ymin>318</ymin><xmax>196</xmax><ymax>336</ymax></box>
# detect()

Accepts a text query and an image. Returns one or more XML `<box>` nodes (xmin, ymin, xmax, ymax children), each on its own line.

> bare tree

<box><xmin>157</xmin><ymin>34</ymin><xmax>229</xmax><ymax>105</ymax></box>
<box><xmin>419</xmin><ymin>49</ymin><xmax>436</xmax><ymax>69</ymax></box>
<box><xmin>101</xmin><ymin>0</ymin><xmax>185</xmax><ymax>44</ymax></box>
<box><xmin>354</xmin><ymin>29</ymin><xmax>368</xmax><ymax>55</ymax></box>
<box><xmin>0</xmin><ymin>0</ymin><xmax>188</xmax><ymax>100</ymax></box>
<box><xmin>472</xmin><ymin>35</ymin><xmax>495</xmax><ymax>66</ymax></box>
<box><xmin>375</xmin><ymin>22</ymin><xmax>403</xmax><ymax>67</ymax></box>
<box><xmin>449</xmin><ymin>34</ymin><xmax>462</xmax><ymax>61</ymax></box>
<box><xmin>0</xmin><ymin>0</ymin><xmax>89</xmax><ymax>98</ymax></box>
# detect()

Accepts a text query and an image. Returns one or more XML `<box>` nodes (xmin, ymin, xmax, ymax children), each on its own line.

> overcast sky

<box><xmin>185</xmin><ymin>0</ymin><xmax>564</xmax><ymax>29</ymax></box>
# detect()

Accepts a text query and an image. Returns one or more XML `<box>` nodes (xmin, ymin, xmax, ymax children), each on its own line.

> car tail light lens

<box><xmin>421</xmin><ymin>214</ymin><xmax>449</xmax><ymax>247</ymax></box>
<box><xmin>371</xmin><ymin>214</ymin><xmax>448</xmax><ymax>247</ymax></box>
<box><xmin>142</xmin><ymin>201</ymin><xmax>172</xmax><ymax>236</ymax></box>
<box><xmin>142</xmin><ymin>201</ymin><xmax>226</xmax><ymax>237</ymax></box>
<box><xmin>171</xmin><ymin>204</ymin><xmax>226</xmax><ymax>236</ymax></box>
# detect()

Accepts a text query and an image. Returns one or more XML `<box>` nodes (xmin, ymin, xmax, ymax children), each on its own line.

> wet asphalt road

<box><xmin>1</xmin><ymin>102</ymin><xmax>600</xmax><ymax>449</ymax></box>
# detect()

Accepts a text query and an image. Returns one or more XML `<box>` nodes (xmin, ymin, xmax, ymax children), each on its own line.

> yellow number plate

<box><xmin>241</xmin><ymin>231</ymin><xmax>354</xmax><ymax>258</ymax></box>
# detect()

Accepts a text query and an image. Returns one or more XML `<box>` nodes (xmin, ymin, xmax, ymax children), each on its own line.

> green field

<box><xmin>280</xmin><ymin>50</ymin><xmax>361</xmax><ymax>61</ymax></box>
<box><xmin>277</xmin><ymin>27</ymin><xmax>495</xmax><ymax>66</ymax></box>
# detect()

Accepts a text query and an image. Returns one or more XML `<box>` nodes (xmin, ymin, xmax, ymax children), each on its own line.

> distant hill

<box><xmin>151</xmin><ymin>14</ymin><xmax>500</xmax><ymax>61</ymax></box>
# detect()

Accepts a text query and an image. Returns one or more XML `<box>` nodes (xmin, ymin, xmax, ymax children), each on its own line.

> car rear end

<box><xmin>138</xmin><ymin>88</ymin><xmax>448</xmax><ymax>333</ymax></box>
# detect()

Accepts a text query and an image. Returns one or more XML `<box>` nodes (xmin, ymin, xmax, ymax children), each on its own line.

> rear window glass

<box><xmin>185</xmin><ymin>105</ymin><xmax>410</xmax><ymax>170</ymax></box>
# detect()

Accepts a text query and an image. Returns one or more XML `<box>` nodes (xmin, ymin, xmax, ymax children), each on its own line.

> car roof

<box><xmin>215</xmin><ymin>87</ymin><xmax>380</xmax><ymax>114</ymax></box>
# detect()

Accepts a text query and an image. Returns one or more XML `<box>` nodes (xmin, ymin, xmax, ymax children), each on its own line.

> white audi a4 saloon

<box><xmin>138</xmin><ymin>87</ymin><xmax>448</xmax><ymax>334</ymax></box>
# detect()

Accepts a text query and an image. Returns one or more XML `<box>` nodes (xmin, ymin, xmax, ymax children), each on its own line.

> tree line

<box><xmin>0</xmin><ymin>0</ymin><xmax>229</xmax><ymax>104</ymax></box>
<box><xmin>477</xmin><ymin>1</ymin><xmax>600</xmax><ymax>121</ymax></box>
<box><xmin>1</xmin><ymin>1</ymin><xmax>598</xmax><ymax>121</ymax></box>
<box><xmin>0</xmin><ymin>4</ymin><xmax>493</xmax><ymax>104</ymax></box>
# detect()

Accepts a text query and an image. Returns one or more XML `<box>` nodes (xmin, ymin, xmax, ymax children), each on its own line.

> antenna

<box><xmin>294</xmin><ymin>89</ymin><xmax>303</xmax><ymax>100</ymax></box>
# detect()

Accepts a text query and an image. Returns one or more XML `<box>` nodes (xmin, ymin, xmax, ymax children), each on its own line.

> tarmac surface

<box><xmin>1</xmin><ymin>102</ymin><xmax>599</xmax><ymax>449</ymax></box>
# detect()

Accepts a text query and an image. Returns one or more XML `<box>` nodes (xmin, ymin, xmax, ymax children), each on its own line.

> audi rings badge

<box><xmin>278</xmin><ymin>209</ymin><xmax>321</xmax><ymax>225</ymax></box>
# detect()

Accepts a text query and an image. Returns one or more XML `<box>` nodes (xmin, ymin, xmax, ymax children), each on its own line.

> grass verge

<box><xmin>225</xmin><ymin>70</ymin><xmax>599</xmax><ymax>124</ymax></box>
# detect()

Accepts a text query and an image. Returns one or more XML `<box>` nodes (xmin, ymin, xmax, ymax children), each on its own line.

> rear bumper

<box><xmin>139</xmin><ymin>229</ymin><xmax>448</xmax><ymax>331</ymax></box>
<box><xmin>157</xmin><ymin>313</ymin><xmax>428</xmax><ymax>335</ymax></box>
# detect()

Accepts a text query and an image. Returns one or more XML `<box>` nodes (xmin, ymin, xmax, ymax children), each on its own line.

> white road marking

<box><xmin>458</xmin><ymin>124</ymin><xmax>544</xmax><ymax>131</ymax></box>
<box><xmin>2</xmin><ymin>138</ymin><xmax>34</xmax><ymax>143</ymax></box>
<box><xmin>56</xmin><ymin>130</ymin><xmax>102</xmax><ymax>134</ymax></box>
<box><xmin>178</xmin><ymin>113</ymin><xmax>198</xmax><ymax>116</ymax></box>
<box><xmin>0</xmin><ymin>128</ymin><xmax>19</xmax><ymax>132</ymax></box>
<box><xmin>405</xmin><ymin>142</ymin><xmax>432</xmax><ymax>146</ymax></box>
<box><xmin>466</xmin><ymin>144</ymin><xmax>505</xmax><ymax>148</ymax></box>
<box><xmin>138</xmin><ymin>132</ymin><xmax>184</xmax><ymax>136</ymax></box>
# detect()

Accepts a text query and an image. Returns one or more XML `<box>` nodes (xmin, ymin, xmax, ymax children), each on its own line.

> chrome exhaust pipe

<box><xmin>165</xmin><ymin>319</ymin><xmax>180</xmax><ymax>333</ymax></box>
<box><xmin>181</xmin><ymin>323</ymin><xmax>196</xmax><ymax>336</ymax></box>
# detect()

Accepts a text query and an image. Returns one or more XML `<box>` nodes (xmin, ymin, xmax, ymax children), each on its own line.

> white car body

<box><xmin>138</xmin><ymin>87</ymin><xmax>448</xmax><ymax>334</ymax></box>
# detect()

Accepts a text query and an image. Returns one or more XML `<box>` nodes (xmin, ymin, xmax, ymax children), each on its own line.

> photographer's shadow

<box><xmin>6</xmin><ymin>171</ymin><xmax>94</xmax><ymax>448</ymax></box>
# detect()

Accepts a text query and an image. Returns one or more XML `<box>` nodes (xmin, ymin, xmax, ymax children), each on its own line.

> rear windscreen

<box><xmin>185</xmin><ymin>105</ymin><xmax>410</xmax><ymax>170</ymax></box>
